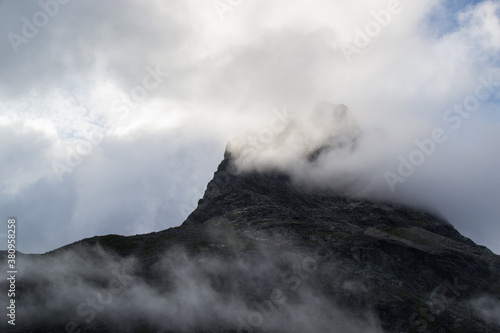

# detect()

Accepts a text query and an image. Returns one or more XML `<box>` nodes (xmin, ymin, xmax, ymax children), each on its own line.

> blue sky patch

<box><xmin>424</xmin><ymin>0</ymin><xmax>487</xmax><ymax>37</ymax></box>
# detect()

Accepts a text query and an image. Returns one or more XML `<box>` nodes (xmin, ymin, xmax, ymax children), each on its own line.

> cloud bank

<box><xmin>0</xmin><ymin>0</ymin><xmax>499</xmax><ymax>253</ymax></box>
<box><xmin>0</xmin><ymin>241</ymin><xmax>383</xmax><ymax>332</ymax></box>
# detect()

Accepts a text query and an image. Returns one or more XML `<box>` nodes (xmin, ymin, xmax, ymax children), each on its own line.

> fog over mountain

<box><xmin>2</xmin><ymin>139</ymin><xmax>500</xmax><ymax>332</ymax></box>
<box><xmin>2</xmin><ymin>1</ymin><xmax>500</xmax><ymax>332</ymax></box>
<box><xmin>2</xmin><ymin>242</ymin><xmax>386</xmax><ymax>332</ymax></box>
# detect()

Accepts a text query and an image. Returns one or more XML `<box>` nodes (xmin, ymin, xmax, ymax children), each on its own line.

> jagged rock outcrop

<box><xmin>2</xmin><ymin>105</ymin><xmax>500</xmax><ymax>332</ymax></box>
<box><xmin>183</xmin><ymin>150</ymin><xmax>500</xmax><ymax>332</ymax></box>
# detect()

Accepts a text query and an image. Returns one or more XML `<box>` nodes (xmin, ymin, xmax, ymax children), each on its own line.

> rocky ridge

<box><xmin>2</xmin><ymin>104</ymin><xmax>500</xmax><ymax>332</ymax></box>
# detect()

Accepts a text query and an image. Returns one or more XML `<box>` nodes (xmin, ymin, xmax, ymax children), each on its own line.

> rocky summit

<box><xmin>2</xmin><ymin>126</ymin><xmax>500</xmax><ymax>332</ymax></box>
<box><xmin>183</xmin><ymin>150</ymin><xmax>500</xmax><ymax>332</ymax></box>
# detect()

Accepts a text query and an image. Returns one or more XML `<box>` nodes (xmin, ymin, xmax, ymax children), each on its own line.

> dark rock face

<box><xmin>184</xmin><ymin>152</ymin><xmax>500</xmax><ymax>332</ymax></box>
<box><xmin>2</xmin><ymin>151</ymin><xmax>500</xmax><ymax>333</ymax></box>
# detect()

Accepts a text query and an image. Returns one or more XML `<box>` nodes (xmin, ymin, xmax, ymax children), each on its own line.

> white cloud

<box><xmin>0</xmin><ymin>0</ymin><xmax>499</xmax><ymax>253</ymax></box>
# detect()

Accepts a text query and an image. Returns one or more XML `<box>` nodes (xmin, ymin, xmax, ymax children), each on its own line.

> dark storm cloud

<box><xmin>0</xmin><ymin>0</ymin><xmax>192</xmax><ymax>96</ymax></box>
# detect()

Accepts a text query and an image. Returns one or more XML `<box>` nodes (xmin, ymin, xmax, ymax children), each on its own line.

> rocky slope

<box><xmin>184</xmin><ymin>150</ymin><xmax>500</xmax><ymax>332</ymax></box>
<box><xmin>2</xmin><ymin>103</ymin><xmax>500</xmax><ymax>332</ymax></box>
<box><xmin>1</xmin><ymin>149</ymin><xmax>499</xmax><ymax>332</ymax></box>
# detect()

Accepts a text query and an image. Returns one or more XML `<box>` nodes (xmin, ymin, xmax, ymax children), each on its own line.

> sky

<box><xmin>0</xmin><ymin>0</ymin><xmax>499</xmax><ymax>254</ymax></box>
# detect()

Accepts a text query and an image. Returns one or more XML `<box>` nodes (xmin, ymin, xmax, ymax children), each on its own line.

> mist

<box><xmin>0</xmin><ymin>234</ymin><xmax>384</xmax><ymax>332</ymax></box>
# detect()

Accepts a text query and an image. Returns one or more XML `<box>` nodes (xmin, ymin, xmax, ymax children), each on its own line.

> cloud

<box><xmin>0</xmin><ymin>121</ymin><xmax>55</xmax><ymax>195</ymax></box>
<box><xmin>0</xmin><ymin>0</ymin><xmax>499</xmax><ymax>254</ymax></box>
<box><xmin>0</xmin><ymin>127</ymin><xmax>224</xmax><ymax>253</ymax></box>
<box><xmin>470</xmin><ymin>296</ymin><xmax>500</xmax><ymax>325</ymax></box>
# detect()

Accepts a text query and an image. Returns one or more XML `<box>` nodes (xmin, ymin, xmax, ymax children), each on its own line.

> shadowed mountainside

<box><xmin>1</xmin><ymin>150</ymin><xmax>499</xmax><ymax>332</ymax></box>
<box><xmin>2</xmin><ymin>103</ymin><xmax>500</xmax><ymax>332</ymax></box>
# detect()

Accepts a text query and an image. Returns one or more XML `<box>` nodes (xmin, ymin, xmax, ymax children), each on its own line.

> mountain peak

<box><xmin>176</xmin><ymin>144</ymin><xmax>500</xmax><ymax>332</ymax></box>
<box><xmin>3</xmin><ymin>106</ymin><xmax>500</xmax><ymax>332</ymax></box>
<box><xmin>226</xmin><ymin>102</ymin><xmax>361</xmax><ymax>175</ymax></box>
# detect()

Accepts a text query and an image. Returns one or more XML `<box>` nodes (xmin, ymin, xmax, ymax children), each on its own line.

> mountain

<box><xmin>2</xmin><ymin>105</ymin><xmax>500</xmax><ymax>333</ymax></box>
<box><xmin>183</xmin><ymin>149</ymin><xmax>500</xmax><ymax>332</ymax></box>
